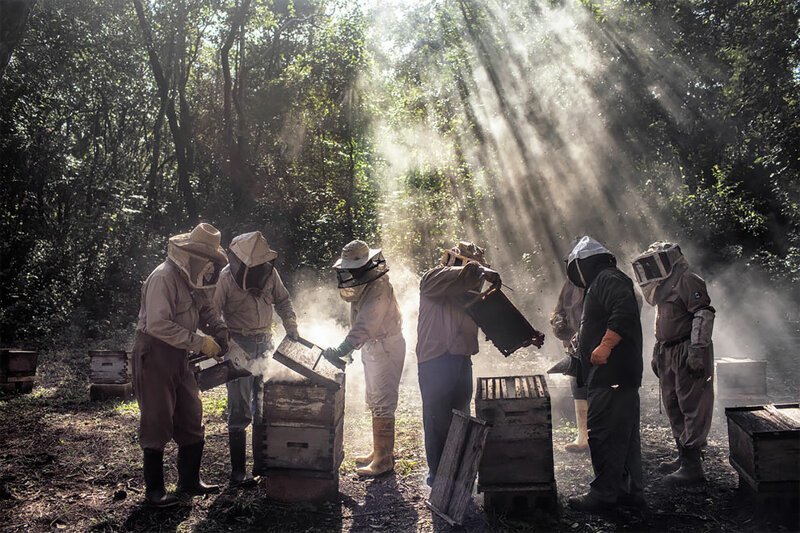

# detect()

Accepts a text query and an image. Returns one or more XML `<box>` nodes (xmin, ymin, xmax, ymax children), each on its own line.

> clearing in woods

<box><xmin>0</xmin><ymin>346</ymin><xmax>792</xmax><ymax>532</ymax></box>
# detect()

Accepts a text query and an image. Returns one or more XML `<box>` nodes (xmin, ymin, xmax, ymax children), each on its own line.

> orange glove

<box><xmin>591</xmin><ymin>329</ymin><xmax>622</xmax><ymax>365</ymax></box>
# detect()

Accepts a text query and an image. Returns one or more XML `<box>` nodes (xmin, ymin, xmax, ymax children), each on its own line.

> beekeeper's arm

<box><xmin>684</xmin><ymin>274</ymin><xmax>715</xmax><ymax>378</ymax></box>
<box><xmin>145</xmin><ymin>274</ymin><xmax>220</xmax><ymax>356</ymax></box>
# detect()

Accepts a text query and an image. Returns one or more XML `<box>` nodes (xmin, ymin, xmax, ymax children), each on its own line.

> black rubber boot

<box><xmin>663</xmin><ymin>446</ymin><xmax>705</xmax><ymax>486</ymax></box>
<box><xmin>617</xmin><ymin>491</ymin><xmax>647</xmax><ymax>510</ymax></box>
<box><xmin>252</xmin><ymin>424</ymin><xmax>266</xmax><ymax>477</ymax></box>
<box><xmin>229</xmin><ymin>429</ymin><xmax>257</xmax><ymax>488</ymax></box>
<box><xmin>176</xmin><ymin>441</ymin><xmax>220</xmax><ymax>496</ymax></box>
<box><xmin>568</xmin><ymin>492</ymin><xmax>613</xmax><ymax>515</ymax></box>
<box><xmin>658</xmin><ymin>439</ymin><xmax>683</xmax><ymax>474</ymax></box>
<box><xmin>142</xmin><ymin>448</ymin><xmax>179</xmax><ymax>508</ymax></box>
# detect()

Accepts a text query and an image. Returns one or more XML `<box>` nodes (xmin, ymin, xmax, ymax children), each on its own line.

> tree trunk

<box><xmin>221</xmin><ymin>0</ymin><xmax>252</xmax><ymax>198</ymax></box>
<box><xmin>132</xmin><ymin>0</ymin><xmax>198</xmax><ymax>221</ymax></box>
<box><xmin>0</xmin><ymin>0</ymin><xmax>36</xmax><ymax>83</ymax></box>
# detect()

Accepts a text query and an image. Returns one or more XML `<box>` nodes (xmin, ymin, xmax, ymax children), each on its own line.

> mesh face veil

<box><xmin>631</xmin><ymin>242</ymin><xmax>684</xmax><ymax>286</ymax></box>
<box><xmin>229</xmin><ymin>252</ymin><xmax>274</xmax><ymax>291</ymax></box>
<box><xmin>335</xmin><ymin>252</ymin><xmax>388</xmax><ymax>288</ymax></box>
<box><xmin>168</xmin><ymin>242</ymin><xmax>222</xmax><ymax>289</ymax></box>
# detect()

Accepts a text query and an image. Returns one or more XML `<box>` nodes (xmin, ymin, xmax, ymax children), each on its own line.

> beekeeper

<box><xmin>213</xmin><ymin>231</ymin><xmax>299</xmax><ymax>486</ymax></box>
<box><xmin>550</xmin><ymin>278</ymin><xmax>588</xmax><ymax>453</ymax></box>
<box><xmin>416</xmin><ymin>241</ymin><xmax>501</xmax><ymax>486</ymax></box>
<box><xmin>632</xmin><ymin>242</ymin><xmax>715</xmax><ymax>486</ymax></box>
<box><xmin>565</xmin><ymin>236</ymin><xmax>645</xmax><ymax>514</ymax></box>
<box><xmin>132</xmin><ymin>223</ymin><xmax>229</xmax><ymax>507</ymax></box>
<box><xmin>323</xmin><ymin>240</ymin><xmax>405</xmax><ymax>477</ymax></box>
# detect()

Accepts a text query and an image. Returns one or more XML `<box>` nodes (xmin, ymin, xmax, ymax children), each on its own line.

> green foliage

<box><xmin>0</xmin><ymin>0</ymin><xmax>377</xmax><ymax>345</ymax></box>
<box><xmin>0</xmin><ymin>0</ymin><xmax>798</xmax><ymax>346</ymax></box>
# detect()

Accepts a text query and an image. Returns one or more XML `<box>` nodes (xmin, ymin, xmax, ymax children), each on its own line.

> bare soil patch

<box><xmin>0</xmin><ymin>347</ymin><xmax>794</xmax><ymax>532</ymax></box>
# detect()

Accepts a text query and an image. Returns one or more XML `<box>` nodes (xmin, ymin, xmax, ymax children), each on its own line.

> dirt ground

<box><xmin>0</xmin><ymin>345</ymin><xmax>797</xmax><ymax>533</ymax></box>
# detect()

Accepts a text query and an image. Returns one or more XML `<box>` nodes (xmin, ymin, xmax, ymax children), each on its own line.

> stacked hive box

<box><xmin>259</xmin><ymin>374</ymin><xmax>345</xmax><ymax>502</ymax></box>
<box><xmin>716</xmin><ymin>358</ymin><xmax>767</xmax><ymax>406</ymax></box>
<box><xmin>89</xmin><ymin>350</ymin><xmax>133</xmax><ymax>401</ymax></box>
<box><xmin>726</xmin><ymin>403</ymin><xmax>800</xmax><ymax>526</ymax></box>
<box><xmin>0</xmin><ymin>349</ymin><xmax>38</xmax><ymax>394</ymax></box>
<box><xmin>475</xmin><ymin>374</ymin><xmax>557</xmax><ymax>517</ymax></box>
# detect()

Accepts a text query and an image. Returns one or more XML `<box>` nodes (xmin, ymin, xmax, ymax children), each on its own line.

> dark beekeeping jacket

<box><xmin>577</xmin><ymin>267</ymin><xmax>643</xmax><ymax>389</ymax></box>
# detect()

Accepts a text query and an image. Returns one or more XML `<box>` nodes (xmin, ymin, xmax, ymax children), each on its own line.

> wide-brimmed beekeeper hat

<box><xmin>168</xmin><ymin>223</ymin><xmax>227</xmax><ymax>266</ymax></box>
<box><xmin>229</xmin><ymin>231</ymin><xmax>278</xmax><ymax>267</ymax></box>
<box><xmin>333</xmin><ymin>240</ymin><xmax>382</xmax><ymax>270</ymax></box>
<box><xmin>441</xmin><ymin>240</ymin><xmax>488</xmax><ymax>267</ymax></box>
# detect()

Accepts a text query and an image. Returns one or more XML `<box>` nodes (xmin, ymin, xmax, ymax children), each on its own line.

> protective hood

<box><xmin>168</xmin><ymin>243</ymin><xmax>222</xmax><ymax>289</ymax></box>
<box><xmin>229</xmin><ymin>231</ymin><xmax>278</xmax><ymax>267</ymax></box>
<box><xmin>441</xmin><ymin>240</ymin><xmax>488</xmax><ymax>267</ymax></box>
<box><xmin>566</xmin><ymin>236</ymin><xmax>615</xmax><ymax>288</ymax></box>
<box><xmin>228</xmin><ymin>231</ymin><xmax>277</xmax><ymax>291</ymax></box>
<box><xmin>631</xmin><ymin>242</ymin><xmax>685</xmax><ymax>287</ymax></box>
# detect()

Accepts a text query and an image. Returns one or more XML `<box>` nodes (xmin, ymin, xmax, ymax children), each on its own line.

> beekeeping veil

<box><xmin>566</xmin><ymin>236</ymin><xmax>615</xmax><ymax>289</ymax></box>
<box><xmin>632</xmin><ymin>242</ymin><xmax>687</xmax><ymax>306</ymax></box>
<box><xmin>167</xmin><ymin>223</ymin><xmax>228</xmax><ymax>289</ymax></box>
<box><xmin>333</xmin><ymin>240</ymin><xmax>388</xmax><ymax>301</ymax></box>
<box><xmin>441</xmin><ymin>240</ymin><xmax>488</xmax><ymax>267</ymax></box>
<box><xmin>228</xmin><ymin>231</ymin><xmax>278</xmax><ymax>292</ymax></box>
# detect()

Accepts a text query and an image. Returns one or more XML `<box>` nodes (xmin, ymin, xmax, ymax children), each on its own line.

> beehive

<box><xmin>716</xmin><ymin>357</ymin><xmax>767</xmax><ymax>400</ymax></box>
<box><xmin>726</xmin><ymin>403</ymin><xmax>800</xmax><ymax>525</ymax></box>
<box><xmin>259</xmin><ymin>373</ymin><xmax>345</xmax><ymax>502</ymax></box>
<box><xmin>475</xmin><ymin>375</ymin><xmax>557</xmax><ymax>517</ymax></box>
<box><xmin>0</xmin><ymin>349</ymin><xmax>37</xmax><ymax>394</ymax></box>
<box><xmin>475</xmin><ymin>375</ymin><xmax>554</xmax><ymax>487</ymax></box>
<box><xmin>88</xmin><ymin>350</ymin><xmax>133</xmax><ymax>401</ymax></box>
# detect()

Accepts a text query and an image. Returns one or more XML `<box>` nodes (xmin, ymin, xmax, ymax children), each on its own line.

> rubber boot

<box><xmin>252</xmin><ymin>424</ymin><xmax>266</xmax><ymax>476</ymax></box>
<box><xmin>354</xmin><ymin>449</ymin><xmax>374</xmax><ymax>466</ymax></box>
<box><xmin>354</xmin><ymin>418</ymin><xmax>375</xmax><ymax>465</ymax></box>
<box><xmin>176</xmin><ymin>441</ymin><xmax>220</xmax><ymax>495</ymax></box>
<box><xmin>658</xmin><ymin>438</ymin><xmax>683</xmax><ymax>474</ymax></box>
<box><xmin>142</xmin><ymin>448</ymin><xmax>179</xmax><ymax>508</ymax></box>
<box><xmin>228</xmin><ymin>429</ymin><xmax>257</xmax><ymax>488</ymax></box>
<box><xmin>568</xmin><ymin>492</ymin><xmax>612</xmax><ymax>515</ymax></box>
<box><xmin>663</xmin><ymin>446</ymin><xmax>705</xmax><ymax>485</ymax></box>
<box><xmin>356</xmin><ymin>416</ymin><xmax>394</xmax><ymax>477</ymax></box>
<box><xmin>565</xmin><ymin>399</ymin><xmax>590</xmax><ymax>453</ymax></box>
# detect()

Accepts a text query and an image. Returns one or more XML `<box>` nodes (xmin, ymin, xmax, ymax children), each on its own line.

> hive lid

<box><xmin>272</xmin><ymin>336</ymin><xmax>343</xmax><ymax>391</ymax></box>
<box><xmin>725</xmin><ymin>403</ymin><xmax>800</xmax><ymax>434</ymax></box>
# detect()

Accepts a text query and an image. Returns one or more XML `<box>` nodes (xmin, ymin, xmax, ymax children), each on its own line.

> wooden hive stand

<box><xmin>726</xmin><ymin>403</ymin><xmax>800</xmax><ymax>527</ymax></box>
<box><xmin>475</xmin><ymin>375</ymin><xmax>558</xmax><ymax>519</ymax></box>
<box><xmin>89</xmin><ymin>350</ymin><xmax>133</xmax><ymax>401</ymax></box>
<box><xmin>0</xmin><ymin>349</ymin><xmax>38</xmax><ymax>394</ymax></box>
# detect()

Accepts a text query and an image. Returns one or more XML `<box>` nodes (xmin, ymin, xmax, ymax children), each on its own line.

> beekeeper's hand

<box><xmin>686</xmin><ymin>346</ymin><xmax>706</xmax><ymax>378</ymax></box>
<box><xmin>285</xmin><ymin>322</ymin><xmax>300</xmax><ymax>341</ymax></box>
<box><xmin>201</xmin><ymin>335</ymin><xmax>222</xmax><ymax>358</ymax></box>
<box><xmin>479</xmin><ymin>267</ymin><xmax>501</xmax><ymax>287</ymax></box>
<box><xmin>322</xmin><ymin>339</ymin><xmax>355</xmax><ymax>367</ymax></box>
<box><xmin>214</xmin><ymin>328</ymin><xmax>230</xmax><ymax>356</ymax></box>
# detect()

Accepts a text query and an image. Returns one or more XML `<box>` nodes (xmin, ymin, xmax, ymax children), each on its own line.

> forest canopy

<box><xmin>1</xmin><ymin>0</ymin><xmax>798</xmax><ymax>345</ymax></box>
